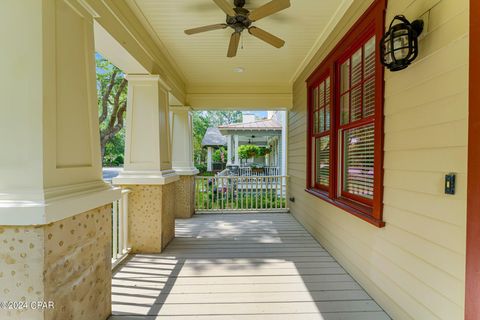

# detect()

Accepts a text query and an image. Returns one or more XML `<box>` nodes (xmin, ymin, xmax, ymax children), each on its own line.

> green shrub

<box><xmin>195</xmin><ymin>163</ymin><xmax>207</xmax><ymax>174</ymax></box>
<box><xmin>257</xmin><ymin>147</ymin><xmax>271</xmax><ymax>157</ymax></box>
<box><xmin>238</xmin><ymin>145</ymin><xmax>260</xmax><ymax>159</ymax></box>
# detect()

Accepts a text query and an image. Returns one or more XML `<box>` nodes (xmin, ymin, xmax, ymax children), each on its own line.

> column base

<box><xmin>0</xmin><ymin>205</ymin><xmax>112</xmax><ymax>320</ymax></box>
<box><xmin>112</xmin><ymin>170</ymin><xmax>179</xmax><ymax>185</ymax></box>
<box><xmin>0</xmin><ymin>181</ymin><xmax>120</xmax><ymax>225</ymax></box>
<box><xmin>173</xmin><ymin>167</ymin><xmax>199</xmax><ymax>176</ymax></box>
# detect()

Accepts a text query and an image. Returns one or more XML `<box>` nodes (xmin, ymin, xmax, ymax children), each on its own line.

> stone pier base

<box><xmin>0</xmin><ymin>205</ymin><xmax>112</xmax><ymax>320</ymax></box>
<box><xmin>126</xmin><ymin>183</ymin><xmax>176</xmax><ymax>253</ymax></box>
<box><xmin>174</xmin><ymin>175</ymin><xmax>196</xmax><ymax>219</ymax></box>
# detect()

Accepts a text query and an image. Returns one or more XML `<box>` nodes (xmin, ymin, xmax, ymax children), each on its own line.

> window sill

<box><xmin>305</xmin><ymin>188</ymin><xmax>385</xmax><ymax>228</ymax></box>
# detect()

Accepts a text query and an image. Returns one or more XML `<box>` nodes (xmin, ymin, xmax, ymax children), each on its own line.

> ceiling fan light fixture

<box><xmin>233</xmin><ymin>67</ymin><xmax>245</xmax><ymax>73</ymax></box>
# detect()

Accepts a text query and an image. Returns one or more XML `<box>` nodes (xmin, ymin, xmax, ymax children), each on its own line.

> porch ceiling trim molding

<box><xmin>186</xmin><ymin>93</ymin><xmax>293</xmax><ymax>110</ymax></box>
<box><xmin>290</xmin><ymin>0</ymin><xmax>354</xmax><ymax>84</ymax></box>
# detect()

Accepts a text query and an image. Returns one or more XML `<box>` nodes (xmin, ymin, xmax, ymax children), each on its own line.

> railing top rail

<box><xmin>196</xmin><ymin>175</ymin><xmax>288</xmax><ymax>178</ymax></box>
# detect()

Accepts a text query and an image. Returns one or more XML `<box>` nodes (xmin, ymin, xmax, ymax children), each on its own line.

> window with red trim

<box><xmin>311</xmin><ymin>75</ymin><xmax>331</xmax><ymax>190</ymax></box>
<box><xmin>306</xmin><ymin>0</ymin><xmax>385</xmax><ymax>227</ymax></box>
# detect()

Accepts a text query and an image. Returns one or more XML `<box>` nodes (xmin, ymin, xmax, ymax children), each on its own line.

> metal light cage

<box><xmin>380</xmin><ymin>15</ymin><xmax>424</xmax><ymax>71</ymax></box>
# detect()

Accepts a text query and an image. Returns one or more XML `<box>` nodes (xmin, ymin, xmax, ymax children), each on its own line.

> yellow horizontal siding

<box><xmin>288</xmin><ymin>0</ymin><xmax>468</xmax><ymax>319</ymax></box>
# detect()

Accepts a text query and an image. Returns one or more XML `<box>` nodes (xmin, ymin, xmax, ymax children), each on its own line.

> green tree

<box><xmin>96</xmin><ymin>54</ymin><xmax>127</xmax><ymax>165</ymax></box>
<box><xmin>213</xmin><ymin>147</ymin><xmax>227</xmax><ymax>163</ymax></box>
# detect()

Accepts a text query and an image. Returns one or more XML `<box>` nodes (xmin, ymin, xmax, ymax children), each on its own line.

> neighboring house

<box><xmin>203</xmin><ymin>112</ymin><xmax>287</xmax><ymax>175</ymax></box>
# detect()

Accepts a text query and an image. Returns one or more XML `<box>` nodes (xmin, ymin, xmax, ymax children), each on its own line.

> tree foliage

<box><xmin>213</xmin><ymin>147</ymin><xmax>227</xmax><ymax>163</ymax></box>
<box><xmin>96</xmin><ymin>54</ymin><xmax>128</xmax><ymax>166</ymax></box>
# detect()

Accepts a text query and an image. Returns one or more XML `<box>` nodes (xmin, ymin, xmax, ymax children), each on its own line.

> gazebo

<box><xmin>201</xmin><ymin>127</ymin><xmax>226</xmax><ymax>172</ymax></box>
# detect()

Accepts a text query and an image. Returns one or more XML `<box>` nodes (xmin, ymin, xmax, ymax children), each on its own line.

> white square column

<box><xmin>207</xmin><ymin>147</ymin><xmax>213</xmax><ymax>172</ymax></box>
<box><xmin>170</xmin><ymin>106</ymin><xmax>199</xmax><ymax>175</ymax></box>
<box><xmin>113</xmin><ymin>75</ymin><xmax>179</xmax><ymax>185</ymax></box>
<box><xmin>234</xmin><ymin>135</ymin><xmax>240</xmax><ymax>165</ymax></box>
<box><xmin>226</xmin><ymin>135</ymin><xmax>233</xmax><ymax>165</ymax></box>
<box><xmin>0</xmin><ymin>0</ymin><xmax>120</xmax><ymax>225</ymax></box>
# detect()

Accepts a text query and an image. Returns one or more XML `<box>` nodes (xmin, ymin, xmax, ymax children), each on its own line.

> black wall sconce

<box><xmin>380</xmin><ymin>15</ymin><xmax>424</xmax><ymax>71</ymax></box>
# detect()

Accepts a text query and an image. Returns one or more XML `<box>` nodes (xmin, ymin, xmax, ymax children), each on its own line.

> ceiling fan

<box><xmin>184</xmin><ymin>0</ymin><xmax>291</xmax><ymax>58</ymax></box>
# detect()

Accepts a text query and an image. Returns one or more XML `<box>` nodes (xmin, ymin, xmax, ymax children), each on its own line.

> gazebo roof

<box><xmin>201</xmin><ymin>127</ymin><xmax>227</xmax><ymax>147</ymax></box>
<box><xmin>218</xmin><ymin>119</ymin><xmax>282</xmax><ymax>131</ymax></box>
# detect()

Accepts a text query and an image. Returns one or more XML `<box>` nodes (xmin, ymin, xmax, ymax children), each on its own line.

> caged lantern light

<box><xmin>380</xmin><ymin>15</ymin><xmax>424</xmax><ymax>71</ymax></box>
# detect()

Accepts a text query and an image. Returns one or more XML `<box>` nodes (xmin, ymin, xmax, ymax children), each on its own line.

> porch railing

<box><xmin>239</xmin><ymin>166</ymin><xmax>280</xmax><ymax>176</ymax></box>
<box><xmin>195</xmin><ymin>175</ymin><xmax>288</xmax><ymax>213</ymax></box>
<box><xmin>111</xmin><ymin>188</ymin><xmax>131</xmax><ymax>268</ymax></box>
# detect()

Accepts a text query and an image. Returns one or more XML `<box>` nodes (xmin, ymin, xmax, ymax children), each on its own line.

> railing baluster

<box><xmin>261</xmin><ymin>176</ymin><xmax>264</xmax><ymax>211</ymax></box>
<box><xmin>118</xmin><ymin>194</ymin><xmax>124</xmax><ymax>254</ymax></box>
<box><xmin>226</xmin><ymin>176</ymin><xmax>229</xmax><ymax>210</ymax></box>
<box><xmin>280</xmin><ymin>176</ymin><xmax>283</xmax><ymax>209</ymax></box>
<box><xmin>275</xmin><ymin>176</ymin><xmax>279</xmax><ymax>210</ymax></box>
<box><xmin>255</xmin><ymin>177</ymin><xmax>259</xmax><ymax>209</ymax></box>
<box><xmin>123</xmin><ymin>190</ymin><xmax>130</xmax><ymax>252</ymax></box>
<box><xmin>270</xmin><ymin>176</ymin><xmax>274</xmax><ymax>211</ymax></box>
<box><xmin>234</xmin><ymin>177</ymin><xmax>239</xmax><ymax>210</ymax></box>
<box><xmin>231</xmin><ymin>177</ymin><xmax>233</xmax><ymax>210</ymax></box>
<box><xmin>112</xmin><ymin>200</ymin><xmax>118</xmax><ymax>260</ymax></box>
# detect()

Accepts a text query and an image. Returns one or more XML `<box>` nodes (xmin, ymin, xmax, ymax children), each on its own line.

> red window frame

<box><xmin>311</xmin><ymin>70</ymin><xmax>332</xmax><ymax>192</ymax></box>
<box><xmin>306</xmin><ymin>0</ymin><xmax>386</xmax><ymax>227</ymax></box>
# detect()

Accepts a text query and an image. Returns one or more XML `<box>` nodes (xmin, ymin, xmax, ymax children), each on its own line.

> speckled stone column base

<box><xmin>0</xmin><ymin>205</ymin><xmax>112</xmax><ymax>320</ymax></box>
<box><xmin>174</xmin><ymin>176</ymin><xmax>195</xmax><ymax>219</ymax></box>
<box><xmin>125</xmin><ymin>183</ymin><xmax>175</xmax><ymax>253</ymax></box>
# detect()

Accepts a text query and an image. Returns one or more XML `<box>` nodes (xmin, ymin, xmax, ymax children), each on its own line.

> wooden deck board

<box><xmin>111</xmin><ymin>213</ymin><xmax>390</xmax><ymax>319</ymax></box>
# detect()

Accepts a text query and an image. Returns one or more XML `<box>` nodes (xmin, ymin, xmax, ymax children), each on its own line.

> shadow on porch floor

<box><xmin>109</xmin><ymin>213</ymin><xmax>390</xmax><ymax>320</ymax></box>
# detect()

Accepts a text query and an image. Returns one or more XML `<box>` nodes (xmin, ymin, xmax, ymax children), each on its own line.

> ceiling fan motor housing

<box><xmin>234</xmin><ymin>0</ymin><xmax>246</xmax><ymax>8</ymax></box>
<box><xmin>226</xmin><ymin>6</ymin><xmax>251</xmax><ymax>32</ymax></box>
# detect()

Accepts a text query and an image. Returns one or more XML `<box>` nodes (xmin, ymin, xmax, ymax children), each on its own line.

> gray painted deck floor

<box><xmin>110</xmin><ymin>213</ymin><xmax>391</xmax><ymax>320</ymax></box>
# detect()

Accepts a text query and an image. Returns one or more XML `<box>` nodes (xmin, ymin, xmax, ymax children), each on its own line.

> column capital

<box><xmin>126</xmin><ymin>74</ymin><xmax>172</xmax><ymax>91</ymax></box>
<box><xmin>170</xmin><ymin>105</ymin><xmax>193</xmax><ymax>112</ymax></box>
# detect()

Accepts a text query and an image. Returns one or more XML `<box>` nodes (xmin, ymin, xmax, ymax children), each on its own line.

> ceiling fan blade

<box><xmin>212</xmin><ymin>0</ymin><xmax>237</xmax><ymax>17</ymax></box>
<box><xmin>249</xmin><ymin>0</ymin><xmax>290</xmax><ymax>22</ymax></box>
<box><xmin>248</xmin><ymin>27</ymin><xmax>285</xmax><ymax>48</ymax></box>
<box><xmin>227</xmin><ymin>32</ymin><xmax>241</xmax><ymax>58</ymax></box>
<box><xmin>185</xmin><ymin>23</ymin><xmax>228</xmax><ymax>35</ymax></box>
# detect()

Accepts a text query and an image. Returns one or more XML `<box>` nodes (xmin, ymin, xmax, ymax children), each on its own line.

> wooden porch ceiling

<box><xmin>110</xmin><ymin>213</ymin><xmax>391</xmax><ymax>319</ymax></box>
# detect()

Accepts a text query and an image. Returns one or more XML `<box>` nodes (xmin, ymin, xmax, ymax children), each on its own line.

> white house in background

<box><xmin>203</xmin><ymin>111</ymin><xmax>287</xmax><ymax>176</ymax></box>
